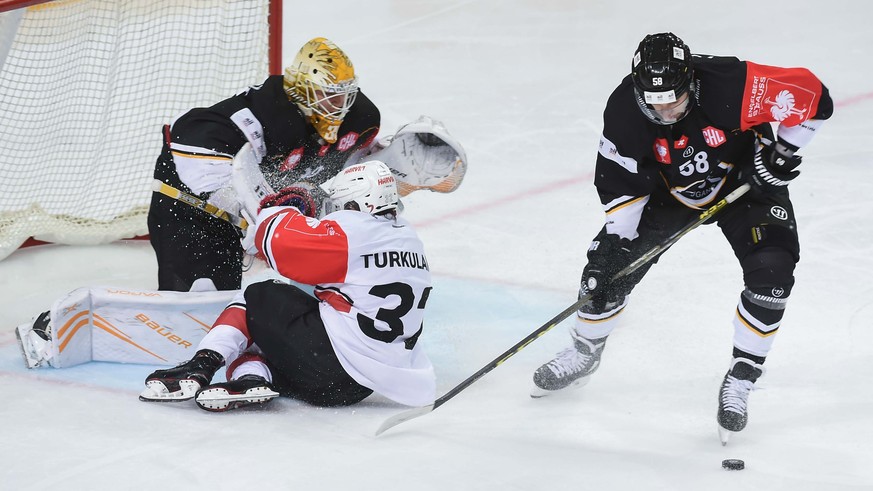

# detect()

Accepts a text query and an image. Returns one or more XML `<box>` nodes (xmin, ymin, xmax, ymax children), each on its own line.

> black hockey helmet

<box><xmin>630</xmin><ymin>32</ymin><xmax>695</xmax><ymax>125</ymax></box>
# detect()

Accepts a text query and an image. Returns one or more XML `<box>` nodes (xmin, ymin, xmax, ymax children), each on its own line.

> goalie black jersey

<box><xmin>167</xmin><ymin>75</ymin><xmax>380</xmax><ymax>194</ymax></box>
<box><xmin>594</xmin><ymin>55</ymin><xmax>832</xmax><ymax>237</ymax></box>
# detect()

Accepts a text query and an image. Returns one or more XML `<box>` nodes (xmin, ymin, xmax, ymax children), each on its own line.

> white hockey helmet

<box><xmin>284</xmin><ymin>37</ymin><xmax>359</xmax><ymax>143</ymax></box>
<box><xmin>327</xmin><ymin>160</ymin><xmax>399</xmax><ymax>215</ymax></box>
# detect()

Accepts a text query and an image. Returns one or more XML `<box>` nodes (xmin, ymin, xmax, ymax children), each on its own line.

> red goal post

<box><xmin>0</xmin><ymin>0</ymin><xmax>282</xmax><ymax>260</ymax></box>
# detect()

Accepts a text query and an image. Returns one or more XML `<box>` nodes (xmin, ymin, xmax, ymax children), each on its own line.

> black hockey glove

<box><xmin>259</xmin><ymin>181</ymin><xmax>326</xmax><ymax>218</ymax></box>
<box><xmin>580</xmin><ymin>234</ymin><xmax>634</xmax><ymax>313</ymax></box>
<box><xmin>746</xmin><ymin>139</ymin><xmax>802</xmax><ymax>194</ymax></box>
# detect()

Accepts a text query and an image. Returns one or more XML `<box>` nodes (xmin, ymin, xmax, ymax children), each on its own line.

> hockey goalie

<box><xmin>15</xmin><ymin>113</ymin><xmax>466</xmax><ymax>372</ymax></box>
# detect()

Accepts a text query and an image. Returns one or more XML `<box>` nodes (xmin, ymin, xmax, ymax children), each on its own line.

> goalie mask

<box><xmin>327</xmin><ymin>160</ymin><xmax>399</xmax><ymax>215</ymax></box>
<box><xmin>284</xmin><ymin>37</ymin><xmax>359</xmax><ymax>143</ymax></box>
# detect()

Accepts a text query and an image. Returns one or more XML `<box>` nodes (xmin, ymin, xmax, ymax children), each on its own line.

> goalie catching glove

<box><xmin>366</xmin><ymin>115</ymin><xmax>468</xmax><ymax>196</ymax></box>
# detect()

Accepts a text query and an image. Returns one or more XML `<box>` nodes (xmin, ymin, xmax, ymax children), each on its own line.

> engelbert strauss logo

<box><xmin>766</xmin><ymin>89</ymin><xmax>808</xmax><ymax>121</ymax></box>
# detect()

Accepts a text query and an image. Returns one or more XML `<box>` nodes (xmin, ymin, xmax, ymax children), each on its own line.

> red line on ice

<box><xmin>413</xmin><ymin>173</ymin><xmax>593</xmax><ymax>229</ymax></box>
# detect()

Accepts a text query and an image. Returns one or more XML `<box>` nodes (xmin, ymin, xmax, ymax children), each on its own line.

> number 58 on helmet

<box><xmin>630</xmin><ymin>32</ymin><xmax>695</xmax><ymax>125</ymax></box>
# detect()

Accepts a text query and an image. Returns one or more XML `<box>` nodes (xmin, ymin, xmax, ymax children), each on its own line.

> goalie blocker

<box><xmin>15</xmin><ymin>282</ymin><xmax>235</xmax><ymax>369</ymax></box>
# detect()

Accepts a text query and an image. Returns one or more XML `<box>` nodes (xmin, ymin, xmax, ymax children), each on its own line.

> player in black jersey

<box><xmin>531</xmin><ymin>32</ymin><xmax>833</xmax><ymax>444</ymax></box>
<box><xmin>148</xmin><ymin>37</ymin><xmax>380</xmax><ymax>292</ymax></box>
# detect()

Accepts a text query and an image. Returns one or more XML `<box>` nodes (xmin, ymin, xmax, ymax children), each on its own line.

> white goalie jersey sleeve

<box><xmin>254</xmin><ymin>207</ymin><xmax>435</xmax><ymax>407</ymax></box>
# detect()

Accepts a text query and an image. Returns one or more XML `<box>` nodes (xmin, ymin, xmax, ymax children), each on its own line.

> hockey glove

<box><xmin>259</xmin><ymin>181</ymin><xmax>326</xmax><ymax>218</ymax></box>
<box><xmin>747</xmin><ymin>138</ymin><xmax>802</xmax><ymax>194</ymax></box>
<box><xmin>364</xmin><ymin>115</ymin><xmax>468</xmax><ymax>196</ymax></box>
<box><xmin>580</xmin><ymin>235</ymin><xmax>634</xmax><ymax>313</ymax></box>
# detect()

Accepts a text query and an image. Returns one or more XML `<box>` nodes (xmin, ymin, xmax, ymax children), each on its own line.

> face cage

<box><xmin>302</xmin><ymin>78</ymin><xmax>359</xmax><ymax>121</ymax></box>
<box><xmin>633</xmin><ymin>81</ymin><xmax>695</xmax><ymax>125</ymax></box>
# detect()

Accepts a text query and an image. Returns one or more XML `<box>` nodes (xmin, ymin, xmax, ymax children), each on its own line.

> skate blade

<box><xmin>530</xmin><ymin>375</ymin><xmax>592</xmax><ymax>398</ymax></box>
<box><xmin>718</xmin><ymin>426</ymin><xmax>733</xmax><ymax>446</ymax></box>
<box><xmin>139</xmin><ymin>379</ymin><xmax>201</xmax><ymax>402</ymax></box>
<box><xmin>195</xmin><ymin>386</ymin><xmax>279</xmax><ymax>412</ymax></box>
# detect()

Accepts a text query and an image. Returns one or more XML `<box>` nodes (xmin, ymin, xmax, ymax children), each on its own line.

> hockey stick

<box><xmin>151</xmin><ymin>179</ymin><xmax>249</xmax><ymax>230</ymax></box>
<box><xmin>375</xmin><ymin>183</ymin><xmax>751</xmax><ymax>436</ymax></box>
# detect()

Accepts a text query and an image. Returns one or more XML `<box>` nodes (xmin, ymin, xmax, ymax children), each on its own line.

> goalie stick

<box><xmin>151</xmin><ymin>179</ymin><xmax>248</xmax><ymax>230</ymax></box>
<box><xmin>375</xmin><ymin>183</ymin><xmax>752</xmax><ymax>436</ymax></box>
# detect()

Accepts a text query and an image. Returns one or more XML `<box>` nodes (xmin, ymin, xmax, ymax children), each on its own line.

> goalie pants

<box><xmin>244</xmin><ymin>280</ymin><xmax>374</xmax><ymax>407</ymax></box>
<box><xmin>148</xmin><ymin>127</ymin><xmax>243</xmax><ymax>291</ymax></box>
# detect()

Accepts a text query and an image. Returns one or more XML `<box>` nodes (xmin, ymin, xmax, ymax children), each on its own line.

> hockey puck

<box><xmin>722</xmin><ymin>459</ymin><xmax>745</xmax><ymax>470</ymax></box>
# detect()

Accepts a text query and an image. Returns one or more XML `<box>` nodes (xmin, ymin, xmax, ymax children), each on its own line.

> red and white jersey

<box><xmin>254</xmin><ymin>206</ymin><xmax>435</xmax><ymax>406</ymax></box>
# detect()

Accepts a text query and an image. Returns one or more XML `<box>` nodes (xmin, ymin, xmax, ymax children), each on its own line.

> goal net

<box><xmin>0</xmin><ymin>0</ymin><xmax>281</xmax><ymax>260</ymax></box>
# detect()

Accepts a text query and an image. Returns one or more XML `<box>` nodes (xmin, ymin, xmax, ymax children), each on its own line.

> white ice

<box><xmin>2</xmin><ymin>1</ymin><xmax>872</xmax><ymax>490</ymax></box>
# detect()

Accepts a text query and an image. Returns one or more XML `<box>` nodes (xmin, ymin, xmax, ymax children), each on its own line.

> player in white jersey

<box><xmin>139</xmin><ymin>160</ymin><xmax>436</xmax><ymax>411</ymax></box>
<box><xmin>15</xmin><ymin>120</ymin><xmax>465</xmax><ymax>378</ymax></box>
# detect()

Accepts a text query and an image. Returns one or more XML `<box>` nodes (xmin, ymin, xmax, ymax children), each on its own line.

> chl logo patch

<box><xmin>701</xmin><ymin>126</ymin><xmax>726</xmax><ymax>147</ymax></box>
<box><xmin>770</xmin><ymin>206</ymin><xmax>789</xmax><ymax>221</ymax></box>
<box><xmin>337</xmin><ymin>131</ymin><xmax>359</xmax><ymax>152</ymax></box>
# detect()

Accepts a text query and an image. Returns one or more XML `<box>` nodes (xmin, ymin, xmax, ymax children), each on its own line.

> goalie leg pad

<box><xmin>21</xmin><ymin>286</ymin><xmax>236</xmax><ymax>369</ymax></box>
<box><xmin>15</xmin><ymin>311</ymin><xmax>53</xmax><ymax>369</ymax></box>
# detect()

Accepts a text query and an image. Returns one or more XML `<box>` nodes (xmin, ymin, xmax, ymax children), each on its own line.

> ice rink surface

<box><xmin>2</xmin><ymin>1</ymin><xmax>872</xmax><ymax>489</ymax></box>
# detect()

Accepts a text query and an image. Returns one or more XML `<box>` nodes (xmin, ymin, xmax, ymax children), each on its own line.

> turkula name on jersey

<box><xmin>361</xmin><ymin>251</ymin><xmax>429</xmax><ymax>270</ymax></box>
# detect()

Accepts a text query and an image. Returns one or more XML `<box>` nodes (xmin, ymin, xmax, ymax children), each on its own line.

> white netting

<box><xmin>0</xmin><ymin>0</ymin><xmax>273</xmax><ymax>260</ymax></box>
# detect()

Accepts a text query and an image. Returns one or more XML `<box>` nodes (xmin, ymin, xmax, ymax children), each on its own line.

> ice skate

<box><xmin>195</xmin><ymin>375</ymin><xmax>279</xmax><ymax>412</ymax></box>
<box><xmin>717</xmin><ymin>357</ymin><xmax>764</xmax><ymax>445</ymax></box>
<box><xmin>139</xmin><ymin>349</ymin><xmax>224</xmax><ymax>402</ymax></box>
<box><xmin>531</xmin><ymin>334</ymin><xmax>606</xmax><ymax>398</ymax></box>
<box><xmin>15</xmin><ymin>311</ymin><xmax>53</xmax><ymax>369</ymax></box>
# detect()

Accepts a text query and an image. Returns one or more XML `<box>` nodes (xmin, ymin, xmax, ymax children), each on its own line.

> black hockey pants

<box><xmin>244</xmin><ymin>280</ymin><xmax>373</xmax><ymax>407</ymax></box>
<box><xmin>147</xmin><ymin>126</ymin><xmax>243</xmax><ymax>291</ymax></box>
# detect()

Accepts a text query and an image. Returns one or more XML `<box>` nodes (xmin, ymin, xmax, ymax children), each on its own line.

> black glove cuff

<box><xmin>775</xmin><ymin>138</ymin><xmax>800</xmax><ymax>155</ymax></box>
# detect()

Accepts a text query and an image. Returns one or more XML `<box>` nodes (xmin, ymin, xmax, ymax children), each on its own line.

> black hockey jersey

<box><xmin>168</xmin><ymin>75</ymin><xmax>380</xmax><ymax>194</ymax></box>
<box><xmin>594</xmin><ymin>56</ymin><xmax>832</xmax><ymax>238</ymax></box>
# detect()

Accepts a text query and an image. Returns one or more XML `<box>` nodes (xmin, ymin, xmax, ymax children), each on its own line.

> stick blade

<box><xmin>375</xmin><ymin>404</ymin><xmax>435</xmax><ymax>436</ymax></box>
